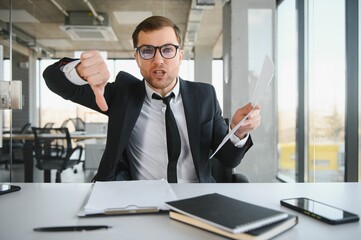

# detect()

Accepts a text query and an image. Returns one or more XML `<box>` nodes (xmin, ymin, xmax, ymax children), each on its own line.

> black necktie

<box><xmin>152</xmin><ymin>92</ymin><xmax>181</xmax><ymax>183</ymax></box>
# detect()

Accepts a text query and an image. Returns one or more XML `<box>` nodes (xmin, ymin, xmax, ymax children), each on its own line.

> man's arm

<box><xmin>43</xmin><ymin>57</ymin><xmax>84</xmax><ymax>99</ymax></box>
<box><xmin>42</xmin><ymin>57</ymin><xmax>105</xmax><ymax>113</ymax></box>
<box><xmin>43</xmin><ymin>50</ymin><xmax>110</xmax><ymax>112</ymax></box>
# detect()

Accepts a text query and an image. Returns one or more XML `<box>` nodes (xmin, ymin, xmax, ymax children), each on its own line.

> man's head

<box><xmin>132</xmin><ymin>16</ymin><xmax>182</xmax><ymax>48</ymax></box>
<box><xmin>133</xmin><ymin>16</ymin><xmax>183</xmax><ymax>97</ymax></box>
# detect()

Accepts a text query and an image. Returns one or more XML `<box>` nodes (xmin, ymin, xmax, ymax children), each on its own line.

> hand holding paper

<box><xmin>209</xmin><ymin>55</ymin><xmax>274</xmax><ymax>159</ymax></box>
<box><xmin>230</xmin><ymin>103</ymin><xmax>261</xmax><ymax>140</ymax></box>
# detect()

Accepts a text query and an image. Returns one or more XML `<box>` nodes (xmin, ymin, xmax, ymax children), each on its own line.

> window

<box><xmin>276</xmin><ymin>0</ymin><xmax>298</xmax><ymax>182</ymax></box>
<box><xmin>277</xmin><ymin>0</ymin><xmax>346</xmax><ymax>182</ymax></box>
<box><xmin>212</xmin><ymin>60</ymin><xmax>223</xmax><ymax>109</ymax></box>
<box><xmin>307</xmin><ymin>0</ymin><xmax>345</xmax><ymax>182</ymax></box>
<box><xmin>358</xmin><ymin>1</ymin><xmax>361</xmax><ymax>182</ymax></box>
<box><xmin>40</xmin><ymin>60</ymin><xmax>80</xmax><ymax>127</ymax></box>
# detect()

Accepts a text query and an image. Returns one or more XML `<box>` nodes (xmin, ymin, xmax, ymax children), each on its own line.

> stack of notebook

<box><xmin>165</xmin><ymin>193</ymin><xmax>298</xmax><ymax>240</ymax></box>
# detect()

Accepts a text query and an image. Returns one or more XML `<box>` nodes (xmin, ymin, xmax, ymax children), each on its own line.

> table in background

<box><xmin>2</xmin><ymin>133</ymin><xmax>106</xmax><ymax>182</ymax></box>
<box><xmin>0</xmin><ymin>182</ymin><xmax>360</xmax><ymax>240</ymax></box>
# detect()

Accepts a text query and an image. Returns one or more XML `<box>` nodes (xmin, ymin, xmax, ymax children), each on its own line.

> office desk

<box><xmin>2</xmin><ymin>133</ymin><xmax>106</xmax><ymax>182</ymax></box>
<box><xmin>2</xmin><ymin>133</ymin><xmax>107</xmax><ymax>141</ymax></box>
<box><xmin>0</xmin><ymin>183</ymin><xmax>360</xmax><ymax>240</ymax></box>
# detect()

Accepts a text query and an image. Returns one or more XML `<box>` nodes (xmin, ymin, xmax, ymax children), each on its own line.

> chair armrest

<box><xmin>232</xmin><ymin>173</ymin><xmax>250</xmax><ymax>183</ymax></box>
<box><xmin>68</xmin><ymin>145</ymin><xmax>84</xmax><ymax>161</ymax></box>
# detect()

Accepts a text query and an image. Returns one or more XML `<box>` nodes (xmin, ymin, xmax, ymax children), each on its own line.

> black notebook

<box><xmin>165</xmin><ymin>193</ymin><xmax>289</xmax><ymax>234</ymax></box>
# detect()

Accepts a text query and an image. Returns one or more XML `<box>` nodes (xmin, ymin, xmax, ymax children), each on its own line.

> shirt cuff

<box><xmin>61</xmin><ymin>60</ymin><xmax>88</xmax><ymax>86</ymax></box>
<box><xmin>229</xmin><ymin>129</ymin><xmax>249</xmax><ymax>148</ymax></box>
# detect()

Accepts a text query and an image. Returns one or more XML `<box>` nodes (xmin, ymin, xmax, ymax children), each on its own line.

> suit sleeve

<box><xmin>42</xmin><ymin>58</ymin><xmax>107</xmax><ymax>114</ymax></box>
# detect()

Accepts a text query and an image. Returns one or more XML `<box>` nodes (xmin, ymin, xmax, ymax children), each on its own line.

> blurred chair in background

<box><xmin>61</xmin><ymin>117</ymin><xmax>85</xmax><ymax>132</ymax></box>
<box><xmin>32</xmin><ymin>127</ymin><xmax>83</xmax><ymax>183</ymax></box>
<box><xmin>71</xmin><ymin>117</ymin><xmax>85</xmax><ymax>132</ymax></box>
<box><xmin>43</xmin><ymin>122</ymin><xmax>55</xmax><ymax>128</ymax></box>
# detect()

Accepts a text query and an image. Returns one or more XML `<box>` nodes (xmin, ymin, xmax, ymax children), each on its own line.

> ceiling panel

<box><xmin>0</xmin><ymin>0</ymin><xmax>223</xmax><ymax>59</ymax></box>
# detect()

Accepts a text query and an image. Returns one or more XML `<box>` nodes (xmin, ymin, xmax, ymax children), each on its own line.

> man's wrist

<box><xmin>230</xmin><ymin>132</ymin><xmax>249</xmax><ymax>148</ymax></box>
<box><xmin>61</xmin><ymin>60</ymin><xmax>88</xmax><ymax>85</ymax></box>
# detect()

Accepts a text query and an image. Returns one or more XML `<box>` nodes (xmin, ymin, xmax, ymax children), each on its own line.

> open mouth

<box><xmin>153</xmin><ymin>70</ymin><xmax>166</xmax><ymax>78</ymax></box>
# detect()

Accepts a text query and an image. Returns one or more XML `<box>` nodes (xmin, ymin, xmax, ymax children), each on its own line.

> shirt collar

<box><xmin>145</xmin><ymin>77</ymin><xmax>180</xmax><ymax>102</ymax></box>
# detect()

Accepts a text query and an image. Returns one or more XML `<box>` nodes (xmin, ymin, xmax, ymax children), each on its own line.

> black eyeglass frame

<box><xmin>135</xmin><ymin>44</ymin><xmax>180</xmax><ymax>60</ymax></box>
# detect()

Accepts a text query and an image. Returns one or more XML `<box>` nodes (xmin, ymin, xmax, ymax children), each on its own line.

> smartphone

<box><xmin>0</xmin><ymin>184</ymin><xmax>21</xmax><ymax>195</ymax></box>
<box><xmin>280</xmin><ymin>197</ymin><xmax>359</xmax><ymax>225</ymax></box>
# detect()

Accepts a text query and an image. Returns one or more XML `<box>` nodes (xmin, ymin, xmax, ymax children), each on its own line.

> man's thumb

<box><xmin>91</xmin><ymin>85</ymin><xmax>108</xmax><ymax>112</ymax></box>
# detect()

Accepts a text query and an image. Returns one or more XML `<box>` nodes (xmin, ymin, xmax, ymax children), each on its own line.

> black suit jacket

<box><xmin>43</xmin><ymin>58</ymin><xmax>253</xmax><ymax>182</ymax></box>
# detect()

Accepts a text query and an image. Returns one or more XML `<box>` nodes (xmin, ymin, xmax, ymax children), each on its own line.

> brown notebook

<box><xmin>169</xmin><ymin>211</ymin><xmax>297</xmax><ymax>240</ymax></box>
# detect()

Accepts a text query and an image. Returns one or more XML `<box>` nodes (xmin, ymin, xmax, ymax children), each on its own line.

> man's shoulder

<box><xmin>180</xmin><ymin>78</ymin><xmax>215</xmax><ymax>94</ymax></box>
<box><xmin>180</xmin><ymin>78</ymin><xmax>213</xmax><ymax>88</ymax></box>
<box><xmin>113</xmin><ymin>71</ymin><xmax>143</xmax><ymax>89</ymax></box>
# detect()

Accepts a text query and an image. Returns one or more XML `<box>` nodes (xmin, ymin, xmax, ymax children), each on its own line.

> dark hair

<box><xmin>132</xmin><ymin>16</ymin><xmax>182</xmax><ymax>48</ymax></box>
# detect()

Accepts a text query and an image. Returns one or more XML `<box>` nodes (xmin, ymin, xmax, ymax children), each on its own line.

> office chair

<box><xmin>14</xmin><ymin>122</ymin><xmax>32</xmax><ymax>134</ymax></box>
<box><xmin>32</xmin><ymin>127</ymin><xmax>83</xmax><ymax>183</ymax></box>
<box><xmin>43</xmin><ymin>122</ymin><xmax>55</xmax><ymax>128</ymax></box>
<box><xmin>70</xmin><ymin>117</ymin><xmax>85</xmax><ymax>132</ymax></box>
<box><xmin>61</xmin><ymin>119</ymin><xmax>71</xmax><ymax>128</ymax></box>
<box><xmin>210</xmin><ymin>118</ymin><xmax>249</xmax><ymax>183</ymax></box>
<box><xmin>210</xmin><ymin>156</ymin><xmax>249</xmax><ymax>183</ymax></box>
<box><xmin>0</xmin><ymin>122</ymin><xmax>32</xmax><ymax>169</ymax></box>
<box><xmin>61</xmin><ymin>118</ymin><xmax>85</xmax><ymax>132</ymax></box>
<box><xmin>61</xmin><ymin>118</ymin><xmax>86</xmax><ymax>170</ymax></box>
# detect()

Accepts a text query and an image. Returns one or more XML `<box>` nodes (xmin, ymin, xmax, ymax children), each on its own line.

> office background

<box><xmin>0</xmin><ymin>0</ymin><xmax>360</xmax><ymax>183</ymax></box>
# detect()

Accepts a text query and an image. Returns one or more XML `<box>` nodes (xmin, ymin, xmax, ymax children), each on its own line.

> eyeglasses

<box><xmin>135</xmin><ymin>44</ymin><xmax>179</xmax><ymax>60</ymax></box>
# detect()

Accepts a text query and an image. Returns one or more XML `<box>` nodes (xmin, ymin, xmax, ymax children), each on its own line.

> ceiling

<box><xmin>0</xmin><ymin>0</ymin><xmax>223</xmax><ymax>59</ymax></box>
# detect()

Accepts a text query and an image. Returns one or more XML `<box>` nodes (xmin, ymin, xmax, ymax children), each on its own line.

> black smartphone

<box><xmin>280</xmin><ymin>197</ymin><xmax>359</xmax><ymax>225</ymax></box>
<box><xmin>0</xmin><ymin>184</ymin><xmax>21</xmax><ymax>195</ymax></box>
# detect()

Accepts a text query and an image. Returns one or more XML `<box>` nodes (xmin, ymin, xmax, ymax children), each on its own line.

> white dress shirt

<box><xmin>128</xmin><ymin>80</ymin><xmax>198</xmax><ymax>182</ymax></box>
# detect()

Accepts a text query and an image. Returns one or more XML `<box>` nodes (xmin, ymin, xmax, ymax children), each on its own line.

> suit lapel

<box><xmin>180</xmin><ymin>79</ymin><xmax>201</xmax><ymax>175</ymax></box>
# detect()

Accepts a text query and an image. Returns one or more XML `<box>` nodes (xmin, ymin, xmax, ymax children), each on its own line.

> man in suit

<box><xmin>43</xmin><ymin>16</ymin><xmax>260</xmax><ymax>183</ymax></box>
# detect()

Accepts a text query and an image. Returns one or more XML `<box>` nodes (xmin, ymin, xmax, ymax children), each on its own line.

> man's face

<box><xmin>134</xmin><ymin>26</ymin><xmax>183</xmax><ymax>96</ymax></box>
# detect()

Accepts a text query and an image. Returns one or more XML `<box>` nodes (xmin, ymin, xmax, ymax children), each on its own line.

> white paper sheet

<box><xmin>82</xmin><ymin>180</ymin><xmax>178</xmax><ymax>215</ymax></box>
<box><xmin>209</xmin><ymin>55</ymin><xmax>275</xmax><ymax>159</ymax></box>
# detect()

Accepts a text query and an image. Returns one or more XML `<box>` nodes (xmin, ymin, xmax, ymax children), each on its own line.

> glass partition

<box><xmin>359</xmin><ymin>0</ymin><xmax>361</xmax><ymax>182</ymax></box>
<box><xmin>276</xmin><ymin>0</ymin><xmax>298</xmax><ymax>182</ymax></box>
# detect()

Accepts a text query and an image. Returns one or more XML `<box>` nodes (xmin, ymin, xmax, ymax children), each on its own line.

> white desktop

<box><xmin>0</xmin><ymin>182</ymin><xmax>360</xmax><ymax>240</ymax></box>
